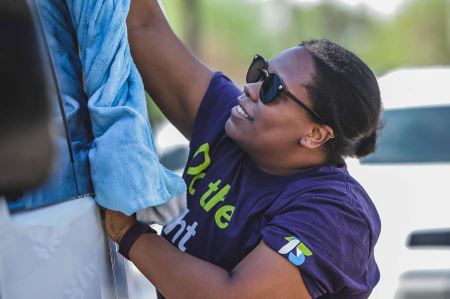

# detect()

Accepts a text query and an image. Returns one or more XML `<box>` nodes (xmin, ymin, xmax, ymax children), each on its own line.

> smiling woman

<box><xmin>225</xmin><ymin>47</ymin><xmax>337</xmax><ymax>174</ymax></box>
<box><xmin>105</xmin><ymin>0</ymin><xmax>382</xmax><ymax>298</ymax></box>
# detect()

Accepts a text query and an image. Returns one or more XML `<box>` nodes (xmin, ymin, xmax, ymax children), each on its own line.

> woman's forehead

<box><xmin>268</xmin><ymin>47</ymin><xmax>316</xmax><ymax>87</ymax></box>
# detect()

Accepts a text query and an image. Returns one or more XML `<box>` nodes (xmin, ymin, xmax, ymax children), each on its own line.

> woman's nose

<box><xmin>243</xmin><ymin>82</ymin><xmax>261</xmax><ymax>103</ymax></box>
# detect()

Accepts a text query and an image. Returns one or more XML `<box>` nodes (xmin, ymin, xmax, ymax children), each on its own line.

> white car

<box><xmin>346</xmin><ymin>67</ymin><xmax>450</xmax><ymax>299</ymax></box>
<box><xmin>0</xmin><ymin>1</ymin><xmax>157</xmax><ymax>298</ymax></box>
<box><xmin>155</xmin><ymin>121</ymin><xmax>189</xmax><ymax>176</ymax></box>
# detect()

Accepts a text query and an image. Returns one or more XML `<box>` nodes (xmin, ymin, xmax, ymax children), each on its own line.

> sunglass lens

<box><xmin>260</xmin><ymin>73</ymin><xmax>281</xmax><ymax>104</ymax></box>
<box><xmin>246</xmin><ymin>56</ymin><xmax>266</xmax><ymax>83</ymax></box>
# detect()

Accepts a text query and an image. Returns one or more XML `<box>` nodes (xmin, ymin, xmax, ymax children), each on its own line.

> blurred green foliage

<box><xmin>147</xmin><ymin>0</ymin><xmax>450</xmax><ymax>124</ymax></box>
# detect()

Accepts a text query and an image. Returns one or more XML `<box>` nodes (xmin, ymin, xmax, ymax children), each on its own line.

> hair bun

<box><xmin>354</xmin><ymin>131</ymin><xmax>377</xmax><ymax>158</ymax></box>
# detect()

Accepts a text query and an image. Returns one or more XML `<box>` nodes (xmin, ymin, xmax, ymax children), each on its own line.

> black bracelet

<box><xmin>118</xmin><ymin>221</ymin><xmax>157</xmax><ymax>260</ymax></box>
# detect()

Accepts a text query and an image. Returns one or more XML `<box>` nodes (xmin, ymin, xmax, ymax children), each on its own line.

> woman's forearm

<box><xmin>105</xmin><ymin>210</ymin><xmax>310</xmax><ymax>299</ymax></box>
<box><xmin>129</xmin><ymin>234</ymin><xmax>235</xmax><ymax>299</ymax></box>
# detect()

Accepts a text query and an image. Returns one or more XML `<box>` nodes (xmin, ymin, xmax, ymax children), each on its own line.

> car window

<box><xmin>159</xmin><ymin>146</ymin><xmax>189</xmax><ymax>173</ymax></box>
<box><xmin>362</xmin><ymin>106</ymin><xmax>450</xmax><ymax>164</ymax></box>
<box><xmin>7</xmin><ymin>1</ymin><xmax>92</xmax><ymax>213</ymax></box>
<box><xmin>6</xmin><ymin>67</ymin><xmax>81</xmax><ymax>212</ymax></box>
<box><xmin>1</xmin><ymin>1</ymin><xmax>53</xmax><ymax>197</ymax></box>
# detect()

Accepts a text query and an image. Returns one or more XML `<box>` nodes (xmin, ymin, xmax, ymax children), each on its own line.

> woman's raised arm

<box><xmin>127</xmin><ymin>0</ymin><xmax>213</xmax><ymax>139</ymax></box>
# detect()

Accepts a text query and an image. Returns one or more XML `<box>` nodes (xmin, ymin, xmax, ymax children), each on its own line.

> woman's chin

<box><xmin>224</xmin><ymin>118</ymin><xmax>234</xmax><ymax>136</ymax></box>
<box><xmin>225</xmin><ymin>119</ymin><xmax>243</xmax><ymax>144</ymax></box>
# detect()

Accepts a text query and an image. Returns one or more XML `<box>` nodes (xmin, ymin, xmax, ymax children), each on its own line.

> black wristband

<box><xmin>118</xmin><ymin>221</ymin><xmax>156</xmax><ymax>260</ymax></box>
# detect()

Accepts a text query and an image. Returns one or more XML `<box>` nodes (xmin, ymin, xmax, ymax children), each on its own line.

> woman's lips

<box><xmin>236</xmin><ymin>97</ymin><xmax>254</xmax><ymax>120</ymax></box>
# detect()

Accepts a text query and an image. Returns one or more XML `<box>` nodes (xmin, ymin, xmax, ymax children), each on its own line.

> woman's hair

<box><xmin>300</xmin><ymin>39</ymin><xmax>382</xmax><ymax>162</ymax></box>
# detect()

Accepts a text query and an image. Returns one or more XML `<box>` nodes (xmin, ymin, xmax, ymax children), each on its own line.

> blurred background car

<box><xmin>346</xmin><ymin>67</ymin><xmax>450</xmax><ymax>299</ymax></box>
<box><xmin>155</xmin><ymin>121</ymin><xmax>189</xmax><ymax>176</ymax></box>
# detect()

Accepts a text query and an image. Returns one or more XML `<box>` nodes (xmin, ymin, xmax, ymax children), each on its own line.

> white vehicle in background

<box><xmin>155</xmin><ymin>121</ymin><xmax>189</xmax><ymax>176</ymax></box>
<box><xmin>346</xmin><ymin>67</ymin><xmax>450</xmax><ymax>299</ymax></box>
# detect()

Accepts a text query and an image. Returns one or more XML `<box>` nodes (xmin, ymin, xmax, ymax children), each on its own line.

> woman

<box><xmin>105</xmin><ymin>1</ymin><xmax>382</xmax><ymax>298</ymax></box>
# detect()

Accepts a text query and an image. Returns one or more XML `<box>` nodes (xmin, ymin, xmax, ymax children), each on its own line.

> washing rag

<box><xmin>64</xmin><ymin>0</ymin><xmax>187</xmax><ymax>215</ymax></box>
<box><xmin>27</xmin><ymin>0</ymin><xmax>187</xmax><ymax>218</ymax></box>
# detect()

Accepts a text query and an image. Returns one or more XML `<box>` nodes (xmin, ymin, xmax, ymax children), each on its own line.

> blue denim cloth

<box><xmin>11</xmin><ymin>0</ymin><xmax>186</xmax><ymax>215</ymax></box>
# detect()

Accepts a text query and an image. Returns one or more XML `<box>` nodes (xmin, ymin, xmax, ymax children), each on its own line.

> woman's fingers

<box><xmin>104</xmin><ymin>209</ymin><xmax>137</xmax><ymax>243</ymax></box>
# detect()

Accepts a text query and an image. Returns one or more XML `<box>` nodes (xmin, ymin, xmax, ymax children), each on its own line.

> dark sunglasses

<box><xmin>246</xmin><ymin>54</ymin><xmax>328</xmax><ymax>125</ymax></box>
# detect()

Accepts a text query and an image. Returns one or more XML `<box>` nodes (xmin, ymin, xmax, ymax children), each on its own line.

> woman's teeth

<box><xmin>237</xmin><ymin>105</ymin><xmax>249</xmax><ymax>118</ymax></box>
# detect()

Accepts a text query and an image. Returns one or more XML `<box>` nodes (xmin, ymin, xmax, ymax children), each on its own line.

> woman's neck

<box><xmin>249</xmin><ymin>149</ymin><xmax>328</xmax><ymax>176</ymax></box>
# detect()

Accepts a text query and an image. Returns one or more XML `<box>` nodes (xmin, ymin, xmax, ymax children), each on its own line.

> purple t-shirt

<box><xmin>161</xmin><ymin>72</ymin><xmax>381</xmax><ymax>298</ymax></box>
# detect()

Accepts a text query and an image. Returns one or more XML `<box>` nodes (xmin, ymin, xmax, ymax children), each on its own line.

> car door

<box><xmin>0</xmin><ymin>1</ymin><xmax>156</xmax><ymax>298</ymax></box>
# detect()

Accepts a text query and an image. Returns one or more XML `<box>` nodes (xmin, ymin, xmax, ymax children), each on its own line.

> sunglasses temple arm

<box><xmin>284</xmin><ymin>90</ymin><xmax>326</xmax><ymax>124</ymax></box>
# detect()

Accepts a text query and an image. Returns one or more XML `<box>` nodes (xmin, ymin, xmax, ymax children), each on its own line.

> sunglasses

<box><xmin>246</xmin><ymin>54</ymin><xmax>328</xmax><ymax>125</ymax></box>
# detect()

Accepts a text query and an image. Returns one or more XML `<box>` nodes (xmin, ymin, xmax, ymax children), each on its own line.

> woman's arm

<box><xmin>105</xmin><ymin>210</ymin><xmax>312</xmax><ymax>299</ymax></box>
<box><xmin>127</xmin><ymin>0</ymin><xmax>213</xmax><ymax>139</ymax></box>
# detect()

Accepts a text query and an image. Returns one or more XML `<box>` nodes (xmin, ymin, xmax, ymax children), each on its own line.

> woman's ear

<box><xmin>299</xmin><ymin>125</ymin><xmax>334</xmax><ymax>149</ymax></box>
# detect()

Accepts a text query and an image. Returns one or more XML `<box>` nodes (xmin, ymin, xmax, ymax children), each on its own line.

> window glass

<box><xmin>0</xmin><ymin>1</ymin><xmax>52</xmax><ymax>196</ymax></box>
<box><xmin>7</xmin><ymin>0</ymin><xmax>92</xmax><ymax>213</ymax></box>
<box><xmin>362</xmin><ymin>106</ymin><xmax>450</xmax><ymax>164</ymax></box>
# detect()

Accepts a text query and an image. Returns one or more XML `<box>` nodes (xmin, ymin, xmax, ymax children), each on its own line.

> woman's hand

<box><xmin>104</xmin><ymin>209</ymin><xmax>136</xmax><ymax>243</ymax></box>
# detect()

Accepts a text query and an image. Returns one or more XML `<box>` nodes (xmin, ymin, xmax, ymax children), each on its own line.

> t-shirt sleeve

<box><xmin>261</xmin><ymin>194</ymin><xmax>377</xmax><ymax>298</ymax></box>
<box><xmin>190</xmin><ymin>71</ymin><xmax>242</xmax><ymax>151</ymax></box>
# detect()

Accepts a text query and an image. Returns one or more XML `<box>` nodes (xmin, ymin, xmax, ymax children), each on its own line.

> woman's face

<box><xmin>225</xmin><ymin>46</ymin><xmax>318</xmax><ymax>162</ymax></box>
